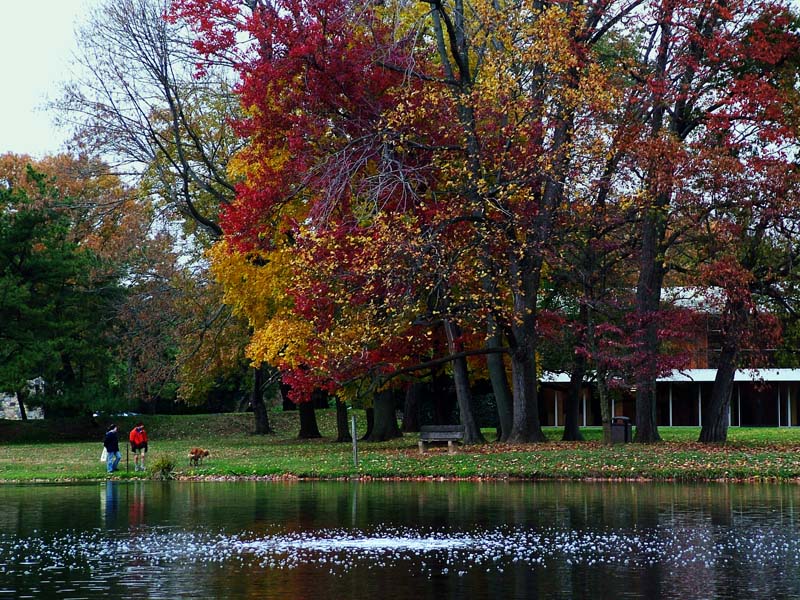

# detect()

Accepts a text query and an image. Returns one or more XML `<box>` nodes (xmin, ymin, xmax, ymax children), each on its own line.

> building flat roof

<box><xmin>659</xmin><ymin>368</ymin><xmax>800</xmax><ymax>383</ymax></box>
<box><xmin>541</xmin><ymin>368</ymin><xmax>800</xmax><ymax>384</ymax></box>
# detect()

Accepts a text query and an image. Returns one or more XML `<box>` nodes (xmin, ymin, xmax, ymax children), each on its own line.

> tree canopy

<box><xmin>0</xmin><ymin>166</ymin><xmax>125</xmax><ymax>415</ymax></box>
<box><xmin>8</xmin><ymin>0</ymin><xmax>797</xmax><ymax>444</ymax></box>
<box><xmin>169</xmin><ymin>0</ymin><xmax>800</xmax><ymax>444</ymax></box>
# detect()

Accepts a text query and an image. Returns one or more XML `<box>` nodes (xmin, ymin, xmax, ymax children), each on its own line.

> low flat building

<box><xmin>539</xmin><ymin>369</ymin><xmax>800</xmax><ymax>428</ymax></box>
<box><xmin>1</xmin><ymin>394</ymin><xmax>44</xmax><ymax>420</ymax></box>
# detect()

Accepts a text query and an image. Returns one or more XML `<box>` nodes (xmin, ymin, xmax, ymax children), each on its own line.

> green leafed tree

<box><xmin>0</xmin><ymin>168</ymin><xmax>126</xmax><ymax>417</ymax></box>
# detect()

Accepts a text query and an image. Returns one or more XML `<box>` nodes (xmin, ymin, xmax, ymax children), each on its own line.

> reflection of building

<box><xmin>540</xmin><ymin>369</ymin><xmax>800</xmax><ymax>427</ymax></box>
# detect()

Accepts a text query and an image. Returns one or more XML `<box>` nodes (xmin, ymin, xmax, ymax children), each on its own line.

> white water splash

<box><xmin>2</xmin><ymin>524</ymin><xmax>800</xmax><ymax>577</ymax></box>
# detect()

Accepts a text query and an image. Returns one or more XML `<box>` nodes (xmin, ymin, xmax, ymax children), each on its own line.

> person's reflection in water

<box><xmin>129</xmin><ymin>481</ymin><xmax>146</xmax><ymax>528</ymax></box>
<box><xmin>101</xmin><ymin>480</ymin><xmax>119</xmax><ymax>526</ymax></box>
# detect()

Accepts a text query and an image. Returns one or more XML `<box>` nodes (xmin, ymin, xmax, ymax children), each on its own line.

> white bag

<box><xmin>100</xmin><ymin>447</ymin><xmax>108</xmax><ymax>462</ymax></box>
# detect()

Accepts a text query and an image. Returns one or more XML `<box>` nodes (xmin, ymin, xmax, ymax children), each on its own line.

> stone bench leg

<box><xmin>418</xmin><ymin>441</ymin><xmax>426</xmax><ymax>455</ymax></box>
<box><xmin>447</xmin><ymin>440</ymin><xmax>456</xmax><ymax>455</ymax></box>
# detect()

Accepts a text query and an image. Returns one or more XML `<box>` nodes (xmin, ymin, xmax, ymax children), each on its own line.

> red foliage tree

<box><xmin>172</xmin><ymin>0</ymin><xmax>800</xmax><ymax>447</ymax></box>
<box><xmin>613</xmin><ymin>0</ymin><xmax>800</xmax><ymax>442</ymax></box>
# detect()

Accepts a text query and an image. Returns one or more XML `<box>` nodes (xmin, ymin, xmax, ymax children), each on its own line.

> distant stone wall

<box><xmin>1</xmin><ymin>394</ymin><xmax>44</xmax><ymax>420</ymax></box>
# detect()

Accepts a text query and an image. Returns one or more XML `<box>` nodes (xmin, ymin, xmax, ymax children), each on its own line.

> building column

<box><xmin>554</xmin><ymin>391</ymin><xmax>559</xmax><ymax>428</ymax></box>
<box><xmin>737</xmin><ymin>386</ymin><xmax>742</xmax><ymax>427</ymax></box>
<box><xmin>582</xmin><ymin>390</ymin><xmax>587</xmax><ymax>427</ymax></box>
<box><xmin>698</xmin><ymin>385</ymin><xmax>702</xmax><ymax>427</ymax></box>
<box><xmin>669</xmin><ymin>384</ymin><xmax>673</xmax><ymax>427</ymax></box>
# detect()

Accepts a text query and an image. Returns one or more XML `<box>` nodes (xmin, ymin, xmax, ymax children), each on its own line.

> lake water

<box><xmin>0</xmin><ymin>481</ymin><xmax>799</xmax><ymax>599</ymax></box>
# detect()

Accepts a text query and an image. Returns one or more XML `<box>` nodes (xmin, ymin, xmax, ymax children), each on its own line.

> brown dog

<box><xmin>188</xmin><ymin>447</ymin><xmax>210</xmax><ymax>466</ymax></box>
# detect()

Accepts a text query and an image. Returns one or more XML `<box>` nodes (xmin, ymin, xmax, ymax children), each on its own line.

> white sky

<box><xmin>0</xmin><ymin>1</ymin><xmax>99</xmax><ymax>158</ymax></box>
<box><xmin>2</xmin><ymin>0</ymin><xmax>799</xmax><ymax>159</ymax></box>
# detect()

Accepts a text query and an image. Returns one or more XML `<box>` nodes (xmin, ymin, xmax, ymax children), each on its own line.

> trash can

<box><xmin>610</xmin><ymin>416</ymin><xmax>632</xmax><ymax>444</ymax></box>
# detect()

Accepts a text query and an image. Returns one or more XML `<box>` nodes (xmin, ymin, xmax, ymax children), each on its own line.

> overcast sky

<box><xmin>0</xmin><ymin>1</ymin><xmax>99</xmax><ymax>158</ymax></box>
<box><xmin>3</xmin><ymin>0</ymin><xmax>800</xmax><ymax>159</ymax></box>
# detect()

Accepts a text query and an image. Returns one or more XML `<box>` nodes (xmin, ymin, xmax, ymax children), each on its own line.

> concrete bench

<box><xmin>418</xmin><ymin>425</ymin><xmax>465</xmax><ymax>455</ymax></box>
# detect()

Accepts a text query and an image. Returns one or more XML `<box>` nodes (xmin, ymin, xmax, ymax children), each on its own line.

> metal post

<box><xmin>351</xmin><ymin>414</ymin><xmax>359</xmax><ymax>469</ymax></box>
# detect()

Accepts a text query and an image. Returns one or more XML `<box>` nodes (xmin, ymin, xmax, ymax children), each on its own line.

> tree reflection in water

<box><xmin>0</xmin><ymin>481</ymin><xmax>797</xmax><ymax>599</ymax></box>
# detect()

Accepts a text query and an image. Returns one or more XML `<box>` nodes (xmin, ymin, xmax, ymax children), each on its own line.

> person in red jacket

<box><xmin>129</xmin><ymin>423</ymin><xmax>149</xmax><ymax>472</ymax></box>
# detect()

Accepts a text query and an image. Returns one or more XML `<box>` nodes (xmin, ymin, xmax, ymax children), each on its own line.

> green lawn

<box><xmin>1</xmin><ymin>412</ymin><xmax>800</xmax><ymax>482</ymax></box>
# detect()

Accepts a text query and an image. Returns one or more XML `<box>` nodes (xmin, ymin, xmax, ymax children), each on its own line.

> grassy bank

<box><xmin>2</xmin><ymin>411</ymin><xmax>800</xmax><ymax>482</ymax></box>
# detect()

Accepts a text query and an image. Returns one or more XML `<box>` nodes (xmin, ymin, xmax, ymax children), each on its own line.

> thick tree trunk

<box><xmin>634</xmin><ymin>379</ymin><xmax>660</xmax><ymax>442</ymax></box>
<box><xmin>335</xmin><ymin>399</ymin><xmax>351</xmax><ymax>442</ymax></box>
<box><xmin>431</xmin><ymin>0</ymin><xmax>570</xmax><ymax>446</ymax></box>
<box><xmin>633</xmin><ymin>178</ymin><xmax>671</xmax><ymax>444</ymax></box>
<box><xmin>486</xmin><ymin>318</ymin><xmax>513</xmax><ymax>442</ymax></box>
<box><xmin>562</xmin><ymin>355</ymin><xmax>586</xmax><ymax>441</ymax></box>
<box><xmin>280</xmin><ymin>384</ymin><xmax>294</xmax><ymax>410</ymax></box>
<box><xmin>297</xmin><ymin>401</ymin><xmax>322</xmax><ymax>439</ymax></box>
<box><xmin>312</xmin><ymin>389</ymin><xmax>330</xmax><ymax>409</ymax></box>
<box><xmin>506</xmin><ymin>259</ymin><xmax>546</xmax><ymax>444</ymax></box>
<box><xmin>432</xmin><ymin>373</ymin><xmax>454</xmax><ymax>424</ymax></box>
<box><xmin>402</xmin><ymin>383</ymin><xmax>422</xmax><ymax>432</ymax></box>
<box><xmin>584</xmin><ymin>306</ymin><xmax>612</xmax><ymax>444</ymax></box>
<box><xmin>444</xmin><ymin>319</ymin><xmax>485</xmax><ymax>444</ymax></box>
<box><xmin>700</xmin><ymin>300</ymin><xmax>746</xmax><ymax>443</ymax></box>
<box><xmin>507</xmin><ymin>349</ymin><xmax>546</xmax><ymax>443</ymax></box>
<box><xmin>366</xmin><ymin>391</ymin><xmax>402</xmax><ymax>441</ymax></box>
<box><xmin>597</xmin><ymin>374</ymin><xmax>613</xmax><ymax>445</ymax></box>
<box><xmin>16</xmin><ymin>389</ymin><xmax>28</xmax><ymax>421</ymax></box>
<box><xmin>699</xmin><ymin>356</ymin><xmax>735</xmax><ymax>443</ymax></box>
<box><xmin>252</xmin><ymin>395</ymin><xmax>270</xmax><ymax>435</ymax></box>
<box><xmin>251</xmin><ymin>365</ymin><xmax>272</xmax><ymax>435</ymax></box>
<box><xmin>633</xmin><ymin>11</ymin><xmax>674</xmax><ymax>443</ymax></box>
<box><xmin>361</xmin><ymin>407</ymin><xmax>375</xmax><ymax>441</ymax></box>
<box><xmin>633</xmin><ymin>206</ymin><xmax>665</xmax><ymax>443</ymax></box>
<box><xmin>451</xmin><ymin>353</ymin><xmax>483</xmax><ymax>444</ymax></box>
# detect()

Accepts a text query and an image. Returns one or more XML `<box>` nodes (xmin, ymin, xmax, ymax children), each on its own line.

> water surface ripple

<box><xmin>1</xmin><ymin>481</ymin><xmax>799</xmax><ymax>599</ymax></box>
<box><xmin>2</xmin><ymin>522</ymin><xmax>799</xmax><ymax>577</ymax></box>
